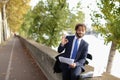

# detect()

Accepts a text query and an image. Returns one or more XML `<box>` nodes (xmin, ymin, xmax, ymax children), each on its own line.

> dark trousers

<box><xmin>62</xmin><ymin>66</ymin><xmax>82</xmax><ymax>80</ymax></box>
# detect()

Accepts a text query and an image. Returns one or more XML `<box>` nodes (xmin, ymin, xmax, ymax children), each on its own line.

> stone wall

<box><xmin>19</xmin><ymin>36</ymin><xmax>62</xmax><ymax>80</ymax></box>
<box><xmin>19</xmin><ymin>36</ymin><xmax>120</xmax><ymax>80</ymax></box>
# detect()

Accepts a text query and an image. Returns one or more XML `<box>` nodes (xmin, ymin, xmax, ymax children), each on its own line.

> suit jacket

<box><xmin>58</xmin><ymin>35</ymin><xmax>89</xmax><ymax>72</ymax></box>
<box><xmin>53</xmin><ymin>53</ymin><xmax>63</xmax><ymax>73</ymax></box>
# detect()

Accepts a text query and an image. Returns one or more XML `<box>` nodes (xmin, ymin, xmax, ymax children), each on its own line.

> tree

<box><xmin>19</xmin><ymin>9</ymin><xmax>33</xmax><ymax>37</ymax></box>
<box><xmin>20</xmin><ymin>0</ymin><xmax>85</xmax><ymax>47</ymax></box>
<box><xmin>0</xmin><ymin>0</ymin><xmax>10</xmax><ymax>41</ymax></box>
<box><xmin>6</xmin><ymin>0</ymin><xmax>30</xmax><ymax>32</ymax></box>
<box><xmin>0</xmin><ymin>6</ymin><xmax>3</xmax><ymax>43</ymax></box>
<box><xmin>0</xmin><ymin>0</ymin><xmax>30</xmax><ymax>42</ymax></box>
<box><xmin>91</xmin><ymin>0</ymin><xmax>120</xmax><ymax>73</ymax></box>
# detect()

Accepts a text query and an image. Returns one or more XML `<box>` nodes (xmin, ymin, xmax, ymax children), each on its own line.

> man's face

<box><xmin>76</xmin><ymin>26</ymin><xmax>86</xmax><ymax>38</ymax></box>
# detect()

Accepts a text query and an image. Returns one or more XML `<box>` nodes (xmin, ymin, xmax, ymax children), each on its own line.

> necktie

<box><xmin>71</xmin><ymin>38</ymin><xmax>78</xmax><ymax>59</ymax></box>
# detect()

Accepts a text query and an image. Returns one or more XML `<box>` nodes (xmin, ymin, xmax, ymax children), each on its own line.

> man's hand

<box><xmin>69</xmin><ymin>63</ymin><xmax>76</xmax><ymax>68</ymax></box>
<box><xmin>61</xmin><ymin>35</ymin><xmax>68</xmax><ymax>46</ymax></box>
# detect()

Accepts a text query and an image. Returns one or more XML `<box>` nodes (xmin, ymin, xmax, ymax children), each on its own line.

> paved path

<box><xmin>0</xmin><ymin>37</ymin><xmax>47</xmax><ymax>80</ymax></box>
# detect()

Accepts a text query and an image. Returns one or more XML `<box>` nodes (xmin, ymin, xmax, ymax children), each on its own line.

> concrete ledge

<box><xmin>18</xmin><ymin>36</ymin><xmax>120</xmax><ymax>80</ymax></box>
<box><xmin>18</xmin><ymin>36</ymin><xmax>62</xmax><ymax>80</ymax></box>
<box><xmin>81</xmin><ymin>72</ymin><xmax>120</xmax><ymax>80</ymax></box>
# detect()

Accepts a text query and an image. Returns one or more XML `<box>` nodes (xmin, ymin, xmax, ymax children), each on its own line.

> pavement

<box><xmin>0</xmin><ymin>37</ymin><xmax>47</xmax><ymax>80</ymax></box>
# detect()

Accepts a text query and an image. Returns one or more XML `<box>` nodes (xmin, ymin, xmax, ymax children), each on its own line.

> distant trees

<box><xmin>91</xmin><ymin>0</ymin><xmax>120</xmax><ymax>73</ymax></box>
<box><xmin>6</xmin><ymin>0</ymin><xmax>30</xmax><ymax>32</ymax></box>
<box><xmin>20</xmin><ymin>0</ymin><xmax>85</xmax><ymax>47</ymax></box>
<box><xmin>0</xmin><ymin>0</ymin><xmax>30</xmax><ymax>43</ymax></box>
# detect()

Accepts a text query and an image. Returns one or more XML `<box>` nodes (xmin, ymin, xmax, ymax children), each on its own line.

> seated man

<box><xmin>58</xmin><ymin>23</ymin><xmax>89</xmax><ymax>80</ymax></box>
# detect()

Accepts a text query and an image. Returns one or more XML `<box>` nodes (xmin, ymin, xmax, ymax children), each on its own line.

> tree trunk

<box><xmin>2</xmin><ymin>3</ymin><xmax>7</xmax><ymax>41</ymax></box>
<box><xmin>106</xmin><ymin>41</ymin><xmax>117</xmax><ymax>73</ymax></box>
<box><xmin>0</xmin><ymin>10</ymin><xmax>2</xmax><ymax>43</ymax></box>
<box><xmin>0</xmin><ymin>7</ymin><xmax>4</xmax><ymax>43</ymax></box>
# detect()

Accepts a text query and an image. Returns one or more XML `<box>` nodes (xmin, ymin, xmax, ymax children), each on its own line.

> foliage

<box><xmin>19</xmin><ymin>10</ymin><xmax>33</xmax><ymax>37</ymax></box>
<box><xmin>91</xmin><ymin>0</ymin><xmax>120</xmax><ymax>51</ymax></box>
<box><xmin>0</xmin><ymin>3</ymin><xmax>2</xmax><ymax>9</ymax></box>
<box><xmin>20</xmin><ymin>0</ymin><xmax>85</xmax><ymax>47</ymax></box>
<box><xmin>6</xmin><ymin>0</ymin><xmax>30</xmax><ymax>32</ymax></box>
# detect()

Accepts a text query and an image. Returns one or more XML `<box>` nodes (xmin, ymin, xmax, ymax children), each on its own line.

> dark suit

<box><xmin>58</xmin><ymin>35</ymin><xmax>89</xmax><ymax>80</ymax></box>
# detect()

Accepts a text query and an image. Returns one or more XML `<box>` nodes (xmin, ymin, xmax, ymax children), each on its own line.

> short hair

<box><xmin>75</xmin><ymin>23</ymin><xmax>86</xmax><ymax>31</ymax></box>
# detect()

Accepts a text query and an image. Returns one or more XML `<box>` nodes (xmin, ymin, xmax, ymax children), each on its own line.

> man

<box><xmin>58</xmin><ymin>23</ymin><xmax>89</xmax><ymax>80</ymax></box>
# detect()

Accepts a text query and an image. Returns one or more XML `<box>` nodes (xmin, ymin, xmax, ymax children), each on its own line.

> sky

<box><xmin>68</xmin><ymin>0</ymin><xmax>99</xmax><ymax>28</ymax></box>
